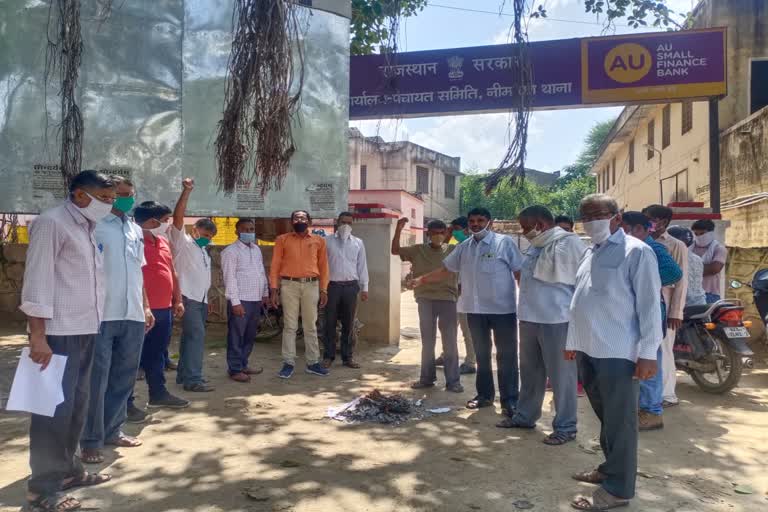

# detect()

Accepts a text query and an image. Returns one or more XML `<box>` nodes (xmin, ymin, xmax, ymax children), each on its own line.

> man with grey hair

<box><xmin>566</xmin><ymin>194</ymin><xmax>662</xmax><ymax>511</ymax></box>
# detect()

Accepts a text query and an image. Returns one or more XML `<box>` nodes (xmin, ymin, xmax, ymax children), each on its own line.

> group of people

<box><xmin>18</xmin><ymin>171</ymin><xmax>370</xmax><ymax>511</ymax></box>
<box><xmin>18</xmin><ymin>167</ymin><xmax>727</xmax><ymax>512</ymax></box>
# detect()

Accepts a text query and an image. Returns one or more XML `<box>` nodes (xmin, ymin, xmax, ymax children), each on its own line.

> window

<box><xmin>416</xmin><ymin>166</ymin><xmax>429</xmax><ymax>194</ymax></box>
<box><xmin>360</xmin><ymin>165</ymin><xmax>367</xmax><ymax>190</ymax></box>
<box><xmin>410</xmin><ymin>208</ymin><xmax>416</xmax><ymax>219</ymax></box>
<box><xmin>445</xmin><ymin>174</ymin><xmax>456</xmax><ymax>199</ymax></box>
<box><xmin>612</xmin><ymin>158</ymin><xmax>616</xmax><ymax>186</ymax></box>
<box><xmin>681</xmin><ymin>101</ymin><xmax>693</xmax><ymax>134</ymax></box>
<box><xmin>629</xmin><ymin>140</ymin><xmax>635</xmax><ymax>173</ymax></box>
<box><xmin>604</xmin><ymin>169</ymin><xmax>609</xmax><ymax>191</ymax></box>
<box><xmin>751</xmin><ymin>60</ymin><xmax>768</xmax><ymax>114</ymax></box>
<box><xmin>597</xmin><ymin>172</ymin><xmax>602</xmax><ymax>192</ymax></box>
<box><xmin>660</xmin><ymin>169</ymin><xmax>690</xmax><ymax>204</ymax></box>
<box><xmin>662</xmin><ymin>105</ymin><xmax>671</xmax><ymax>149</ymax></box>
<box><xmin>647</xmin><ymin>120</ymin><xmax>655</xmax><ymax>160</ymax></box>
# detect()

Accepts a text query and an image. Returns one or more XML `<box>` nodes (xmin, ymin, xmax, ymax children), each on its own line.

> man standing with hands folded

<box><xmin>566</xmin><ymin>194</ymin><xmax>662</xmax><ymax>512</ymax></box>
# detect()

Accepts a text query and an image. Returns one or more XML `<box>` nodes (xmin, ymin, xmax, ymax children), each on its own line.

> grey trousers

<box><xmin>440</xmin><ymin>312</ymin><xmax>476</xmax><ymax>365</ymax></box>
<box><xmin>29</xmin><ymin>334</ymin><xmax>96</xmax><ymax>496</ymax></box>
<box><xmin>417</xmin><ymin>298</ymin><xmax>460</xmax><ymax>387</ymax></box>
<box><xmin>578</xmin><ymin>353</ymin><xmax>639</xmax><ymax>500</ymax></box>
<box><xmin>514</xmin><ymin>321</ymin><xmax>577</xmax><ymax>434</ymax></box>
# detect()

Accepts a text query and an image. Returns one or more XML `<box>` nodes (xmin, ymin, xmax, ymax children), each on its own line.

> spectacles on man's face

<box><xmin>580</xmin><ymin>210</ymin><xmax>616</xmax><ymax>223</ymax></box>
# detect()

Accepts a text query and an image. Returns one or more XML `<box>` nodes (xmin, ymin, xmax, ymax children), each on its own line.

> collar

<box><xmin>104</xmin><ymin>212</ymin><xmax>123</xmax><ymax>224</ymax></box>
<box><xmin>237</xmin><ymin>240</ymin><xmax>255</xmax><ymax>248</ymax></box>
<box><xmin>471</xmin><ymin>231</ymin><xmax>494</xmax><ymax>246</ymax></box>
<box><xmin>656</xmin><ymin>231</ymin><xmax>671</xmax><ymax>241</ymax></box>
<box><xmin>64</xmin><ymin>200</ymin><xmax>89</xmax><ymax>226</ymax></box>
<box><xmin>644</xmin><ymin>235</ymin><xmax>655</xmax><ymax>245</ymax></box>
<box><xmin>606</xmin><ymin>228</ymin><xmax>625</xmax><ymax>245</ymax></box>
<box><xmin>289</xmin><ymin>231</ymin><xmax>312</xmax><ymax>239</ymax></box>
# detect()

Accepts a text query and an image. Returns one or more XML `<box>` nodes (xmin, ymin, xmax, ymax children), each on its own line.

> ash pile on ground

<box><xmin>330</xmin><ymin>389</ymin><xmax>439</xmax><ymax>425</ymax></box>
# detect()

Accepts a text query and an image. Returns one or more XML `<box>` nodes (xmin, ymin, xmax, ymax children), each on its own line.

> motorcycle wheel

<box><xmin>690</xmin><ymin>335</ymin><xmax>743</xmax><ymax>394</ymax></box>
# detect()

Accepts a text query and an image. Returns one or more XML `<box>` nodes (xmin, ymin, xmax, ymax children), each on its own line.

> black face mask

<box><xmin>293</xmin><ymin>222</ymin><xmax>308</xmax><ymax>233</ymax></box>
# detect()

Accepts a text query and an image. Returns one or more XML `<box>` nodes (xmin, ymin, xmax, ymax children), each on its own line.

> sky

<box><xmin>349</xmin><ymin>0</ymin><xmax>699</xmax><ymax>174</ymax></box>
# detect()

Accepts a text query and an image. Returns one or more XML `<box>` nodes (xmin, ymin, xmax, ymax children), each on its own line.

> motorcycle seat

<box><xmin>684</xmin><ymin>304</ymin><xmax>712</xmax><ymax>319</ymax></box>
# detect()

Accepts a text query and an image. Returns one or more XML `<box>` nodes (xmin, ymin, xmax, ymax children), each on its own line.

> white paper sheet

<box><xmin>6</xmin><ymin>348</ymin><xmax>67</xmax><ymax>417</ymax></box>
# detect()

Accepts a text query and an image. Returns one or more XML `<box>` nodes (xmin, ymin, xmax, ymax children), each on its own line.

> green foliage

<box><xmin>581</xmin><ymin>0</ymin><xmax>683</xmax><ymax>29</ymax></box>
<box><xmin>351</xmin><ymin>0</ymin><xmax>427</xmax><ymax>56</ymax></box>
<box><xmin>460</xmin><ymin>118</ymin><xmax>616</xmax><ymax>220</ymax></box>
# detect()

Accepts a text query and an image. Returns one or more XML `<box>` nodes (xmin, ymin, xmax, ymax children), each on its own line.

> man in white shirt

<box><xmin>497</xmin><ymin>205</ymin><xmax>586</xmax><ymax>446</ymax></box>
<box><xmin>169</xmin><ymin>178</ymin><xmax>217</xmax><ymax>392</ymax></box>
<box><xmin>221</xmin><ymin>218</ymin><xmax>269</xmax><ymax>383</ymax></box>
<box><xmin>21</xmin><ymin>170</ymin><xmax>115</xmax><ymax>511</ymax></box>
<box><xmin>322</xmin><ymin>212</ymin><xmax>369</xmax><ymax>369</ymax></box>
<box><xmin>691</xmin><ymin>219</ymin><xmax>728</xmax><ymax>303</ymax></box>
<box><xmin>567</xmin><ymin>194</ymin><xmax>662</xmax><ymax>511</ymax></box>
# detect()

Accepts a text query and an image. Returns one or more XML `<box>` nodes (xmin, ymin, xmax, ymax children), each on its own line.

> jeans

<box><xmin>578</xmin><ymin>353</ymin><xmax>639</xmax><ymax>500</ymax></box>
<box><xmin>417</xmin><ymin>298</ymin><xmax>460</xmax><ymax>388</ymax></box>
<box><xmin>515</xmin><ymin>322</ymin><xmax>577</xmax><ymax>433</ymax></box>
<box><xmin>226</xmin><ymin>300</ymin><xmax>262</xmax><ymax>374</ymax></box>
<box><xmin>131</xmin><ymin>308</ymin><xmax>173</xmax><ymax>403</ymax></box>
<box><xmin>639</xmin><ymin>346</ymin><xmax>664</xmax><ymax>415</ymax></box>
<box><xmin>323</xmin><ymin>281</ymin><xmax>359</xmax><ymax>362</ymax></box>
<box><xmin>81</xmin><ymin>321</ymin><xmax>144</xmax><ymax>450</ymax></box>
<box><xmin>706</xmin><ymin>293</ymin><xmax>721</xmax><ymax>304</ymax></box>
<box><xmin>467</xmin><ymin>312</ymin><xmax>519</xmax><ymax>408</ymax></box>
<box><xmin>280</xmin><ymin>280</ymin><xmax>321</xmax><ymax>366</ymax></box>
<box><xmin>177</xmin><ymin>297</ymin><xmax>208</xmax><ymax>385</ymax></box>
<box><xmin>29</xmin><ymin>335</ymin><xmax>95</xmax><ymax>496</ymax></box>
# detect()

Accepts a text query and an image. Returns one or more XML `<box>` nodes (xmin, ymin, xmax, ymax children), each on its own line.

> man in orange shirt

<box><xmin>270</xmin><ymin>210</ymin><xmax>330</xmax><ymax>378</ymax></box>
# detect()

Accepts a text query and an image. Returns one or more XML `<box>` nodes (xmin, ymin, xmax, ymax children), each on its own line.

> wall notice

<box><xmin>308</xmin><ymin>183</ymin><xmax>336</xmax><ymax>212</ymax></box>
<box><xmin>32</xmin><ymin>165</ymin><xmax>67</xmax><ymax>200</ymax></box>
<box><xmin>235</xmin><ymin>182</ymin><xmax>266</xmax><ymax>212</ymax></box>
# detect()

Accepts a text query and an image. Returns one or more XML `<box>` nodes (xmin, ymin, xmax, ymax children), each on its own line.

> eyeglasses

<box><xmin>581</xmin><ymin>211</ymin><xmax>616</xmax><ymax>222</ymax></box>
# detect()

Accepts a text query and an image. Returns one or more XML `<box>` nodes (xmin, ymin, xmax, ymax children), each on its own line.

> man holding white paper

<box><xmin>19</xmin><ymin>170</ymin><xmax>114</xmax><ymax>511</ymax></box>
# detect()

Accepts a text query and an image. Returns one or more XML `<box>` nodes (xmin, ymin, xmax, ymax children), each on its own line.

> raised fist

<box><xmin>182</xmin><ymin>178</ymin><xmax>195</xmax><ymax>190</ymax></box>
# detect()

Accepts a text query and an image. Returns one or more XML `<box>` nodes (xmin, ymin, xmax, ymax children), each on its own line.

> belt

<box><xmin>330</xmin><ymin>280</ymin><xmax>358</xmax><ymax>286</ymax></box>
<box><xmin>281</xmin><ymin>276</ymin><xmax>318</xmax><ymax>283</ymax></box>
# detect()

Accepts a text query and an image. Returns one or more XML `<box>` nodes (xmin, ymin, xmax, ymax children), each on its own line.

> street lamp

<box><xmin>643</xmin><ymin>144</ymin><xmax>664</xmax><ymax>203</ymax></box>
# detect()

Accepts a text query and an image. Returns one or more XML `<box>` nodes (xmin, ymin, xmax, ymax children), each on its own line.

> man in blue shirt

<box><xmin>414</xmin><ymin>207</ymin><xmax>523</xmax><ymax>417</ymax></box>
<box><xmin>622</xmin><ymin>212</ymin><xmax>682</xmax><ymax>432</ymax></box>
<box><xmin>496</xmin><ymin>205</ymin><xmax>586</xmax><ymax>446</ymax></box>
<box><xmin>80</xmin><ymin>176</ymin><xmax>154</xmax><ymax>465</ymax></box>
<box><xmin>566</xmin><ymin>195</ymin><xmax>662</xmax><ymax>511</ymax></box>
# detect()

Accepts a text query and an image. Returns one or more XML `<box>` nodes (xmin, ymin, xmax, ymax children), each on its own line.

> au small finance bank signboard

<box><xmin>349</xmin><ymin>28</ymin><xmax>726</xmax><ymax>119</ymax></box>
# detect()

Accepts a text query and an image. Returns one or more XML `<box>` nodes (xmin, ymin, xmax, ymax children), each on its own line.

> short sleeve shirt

<box><xmin>143</xmin><ymin>235</ymin><xmax>175</xmax><ymax>309</ymax></box>
<box><xmin>518</xmin><ymin>245</ymin><xmax>575</xmax><ymax>324</ymax></box>
<box><xmin>692</xmin><ymin>242</ymin><xmax>727</xmax><ymax>296</ymax></box>
<box><xmin>400</xmin><ymin>244</ymin><xmax>457</xmax><ymax>301</ymax></box>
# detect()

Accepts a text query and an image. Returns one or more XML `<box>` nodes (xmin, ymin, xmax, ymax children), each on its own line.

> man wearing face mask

<box><xmin>80</xmin><ymin>176</ymin><xmax>155</xmax><ymax>465</ymax></box>
<box><xmin>642</xmin><ymin>204</ymin><xmax>688</xmax><ymax>409</ymax></box>
<box><xmin>690</xmin><ymin>219</ymin><xmax>727</xmax><ymax>304</ymax></box>
<box><xmin>130</xmin><ymin>202</ymin><xmax>188</xmax><ymax>410</ymax></box>
<box><xmin>323</xmin><ymin>212</ymin><xmax>369</xmax><ymax>369</ymax></box>
<box><xmin>220</xmin><ymin>218</ymin><xmax>269</xmax><ymax>383</ymax></box>
<box><xmin>414</xmin><ymin>207</ymin><xmax>523</xmax><ymax>416</ymax></box>
<box><xmin>497</xmin><ymin>206</ymin><xmax>586</xmax><ymax>445</ymax></box>
<box><xmin>270</xmin><ymin>210</ymin><xmax>330</xmax><ymax>378</ymax></box>
<box><xmin>566</xmin><ymin>194</ymin><xmax>662</xmax><ymax>512</ymax></box>
<box><xmin>169</xmin><ymin>178</ymin><xmax>218</xmax><ymax>391</ymax></box>
<box><xmin>21</xmin><ymin>170</ymin><xmax>115</xmax><ymax>512</ymax></box>
<box><xmin>393</xmin><ymin>218</ymin><xmax>462</xmax><ymax>392</ymax></box>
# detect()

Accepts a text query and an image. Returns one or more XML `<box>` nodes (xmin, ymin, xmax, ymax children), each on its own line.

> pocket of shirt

<box><xmin>480</xmin><ymin>256</ymin><xmax>500</xmax><ymax>274</ymax></box>
<box><xmin>590</xmin><ymin>255</ymin><xmax>623</xmax><ymax>293</ymax></box>
<box><xmin>127</xmin><ymin>237</ymin><xmax>143</xmax><ymax>263</ymax></box>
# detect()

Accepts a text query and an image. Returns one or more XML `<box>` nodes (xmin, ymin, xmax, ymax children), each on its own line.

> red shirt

<box><xmin>143</xmin><ymin>235</ymin><xmax>175</xmax><ymax>309</ymax></box>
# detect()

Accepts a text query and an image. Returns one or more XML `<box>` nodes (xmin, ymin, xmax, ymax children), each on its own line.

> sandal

<box><xmin>410</xmin><ymin>380</ymin><xmax>435</xmax><ymax>389</ymax></box>
<box><xmin>243</xmin><ymin>367</ymin><xmax>264</xmax><ymax>375</ymax></box>
<box><xmin>343</xmin><ymin>359</ymin><xmax>362</xmax><ymax>369</ymax></box>
<box><xmin>571</xmin><ymin>469</ymin><xmax>606</xmax><ymax>485</ymax></box>
<box><xmin>466</xmin><ymin>397</ymin><xmax>493</xmax><ymax>409</ymax></box>
<box><xmin>61</xmin><ymin>472</ymin><xmax>112</xmax><ymax>491</ymax></box>
<box><xmin>27</xmin><ymin>494</ymin><xmax>81</xmax><ymax>511</ymax></box>
<box><xmin>571</xmin><ymin>488</ymin><xmax>629</xmax><ymax>511</ymax></box>
<box><xmin>106</xmin><ymin>434</ymin><xmax>142</xmax><ymax>448</ymax></box>
<box><xmin>496</xmin><ymin>416</ymin><xmax>535</xmax><ymax>429</ymax></box>
<box><xmin>229</xmin><ymin>372</ymin><xmax>251</xmax><ymax>383</ymax></box>
<box><xmin>80</xmin><ymin>449</ymin><xmax>104</xmax><ymax>464</ymax></box>
<box><xmin>543</xmin><ymin>431</ymin><xmax>577</xmax><ymax>446</ymax></box>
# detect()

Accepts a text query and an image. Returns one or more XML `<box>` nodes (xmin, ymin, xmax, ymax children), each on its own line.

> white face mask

<box><xmin>337</xmin><ymin>224</ymin><xmax>352</xmax><ymax>240</ymax></box>
<box><xmin>80</xmin><ymin>193</ymin><xmax>113</xmax><ymax>223</ymax></box>
<box><xmin>695</xmin><ymin>232</ymin><xmax>715</xmax><ymax>247</ymax></box>
<box><xmin>149</xmin><ymin>221</ymin><xmax>170</xmax><ymax>237</ymax></box>
<box><xmin>472</xmin><ymin>223</ymin><xmax>490</xmax><ymax>240</ymax></box>
<box><xmin>583</xmin><ymin>218</ymin><xmax>613</xmax><ymax>245</ymax></box>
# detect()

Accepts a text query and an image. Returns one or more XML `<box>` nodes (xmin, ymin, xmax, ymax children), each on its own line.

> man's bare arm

<box><xmin>391</xmin><ymin>217</ymin><xmax>409</xmax><ymax>256</ymax></box>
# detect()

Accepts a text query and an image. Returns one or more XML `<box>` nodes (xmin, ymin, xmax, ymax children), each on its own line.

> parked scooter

<box><xmin>674</xmin><ymin>297</ymin><xmax>754</xmax><ymax>394</ymax></box>
<box><xmin>730</xmin><ymin>269</ymin><xmax>768</xmax><ymax>369</ymax></box>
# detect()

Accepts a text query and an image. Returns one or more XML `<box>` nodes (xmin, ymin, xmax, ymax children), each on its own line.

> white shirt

<box><xmin>220</xmin><ymin>240</ymin><xmax>269</xmax><ymax>306</ymax></box>
<box><xmin>168</xmin><ymin>225</ymin><xmax>212</xmax><ymax>304</ymax></box>
<box><xmin>518</xmin><ymin>242</ymin><xmax>580</xmax><ymax>324</ymax></box>
<box><xmin>325</xmin><ymin>234</ymin><xmax>369</xmax><ymax>291</ymax></box>
<box><xmin>20</xmin><ymin>201</ymin><xmax>105</xmax><ymax>336</ymax></box>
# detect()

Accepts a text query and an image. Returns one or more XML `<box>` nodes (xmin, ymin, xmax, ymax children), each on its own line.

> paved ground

<box><xmin>1</xmin><ymin>291</ymin><xmax>767</xmax><ymax>511</ymax></box>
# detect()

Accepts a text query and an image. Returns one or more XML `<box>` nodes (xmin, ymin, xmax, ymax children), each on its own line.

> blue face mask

<box><xmin>239</xmin><ymin>233</ymin><xmax>256</xmax><ymax>244</ymax></box>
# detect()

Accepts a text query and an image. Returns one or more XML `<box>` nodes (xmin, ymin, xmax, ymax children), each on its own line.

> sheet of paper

<box><xmin>6</xmin><ymin>348</ymin><xmax>67</xmax><ymax>417</ymax></box>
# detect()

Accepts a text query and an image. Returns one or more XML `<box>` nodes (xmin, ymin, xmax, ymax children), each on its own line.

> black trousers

<box><xmin>577</xmin><ymin>353</ymin><xmax>639</xmax><ymax>500</ymax></box>
<box><xmin>467</xmin><ymin>313</ymin><xmax>519</xmax><ymax>408</ymax></box>
<box><xmin>29</xmin><ymin>334</ymin><xmax>95</xmax><ymax>496</ymax></box>
<box><xmin>323</xmin><ymin>281</ymin><xmax>359</xmax><ymax>362</ymax></box>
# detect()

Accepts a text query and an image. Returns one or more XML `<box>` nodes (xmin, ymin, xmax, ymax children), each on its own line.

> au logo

<box><xmin>604</xmin><ymin>43</ymin><xmax>652</xmax><ymax>84</ymax></box>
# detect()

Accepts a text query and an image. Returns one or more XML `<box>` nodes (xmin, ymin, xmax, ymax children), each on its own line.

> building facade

<box><xmin>348</xmin><ymin>129</ymin><xmax>463</xmax><ymax>222</ymax></box>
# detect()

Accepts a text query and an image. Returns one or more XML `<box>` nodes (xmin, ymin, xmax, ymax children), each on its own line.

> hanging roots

<box><xmin>484</xmin><ymin>0</ymin><xmax>532</xmax><ymax>193</ymax></box>
<box><xmin>45</xmin><ymin>0</ymin><xmax>84</xmax><ymax>185</ymax></box>
<box><xmin>215</xmin><ymin>0</ymin><xmax>305</xmax><ymax>195</ymax></box>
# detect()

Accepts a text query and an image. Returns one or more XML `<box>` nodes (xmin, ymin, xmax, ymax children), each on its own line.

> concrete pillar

<box><xmin>353</xmin><ymin>217</ymin><xmax>400</xmax><ymax>345</ymax></box>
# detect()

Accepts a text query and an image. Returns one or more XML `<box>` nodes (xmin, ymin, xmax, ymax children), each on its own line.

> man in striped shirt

<box><xmin>566</xmin><ymin>194</ymin><xmax>662</xmax><ymax>511</ymax></box>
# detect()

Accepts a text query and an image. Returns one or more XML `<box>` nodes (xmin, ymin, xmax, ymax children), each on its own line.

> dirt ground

<box><xmin>1</xmin><ymin>291</ymin><xmax>767</xmax><ymax>511</ymax></box>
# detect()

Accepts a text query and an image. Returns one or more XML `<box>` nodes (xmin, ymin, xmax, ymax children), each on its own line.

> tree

<box><xmin>351</xmin><ymin>0</ymin><xmax>427</xmax><ymax>56</ymax></box>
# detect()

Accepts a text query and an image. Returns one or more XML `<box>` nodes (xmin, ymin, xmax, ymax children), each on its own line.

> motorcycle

<box><xmin>674</xmin><ymin>296</ymin><xmax>754</xmax><ymax>394</ymax></box>
<box><xmin>730</xmin><ymin>269</ymin><xmax>768</xmax><ymax>369</ymax></box>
